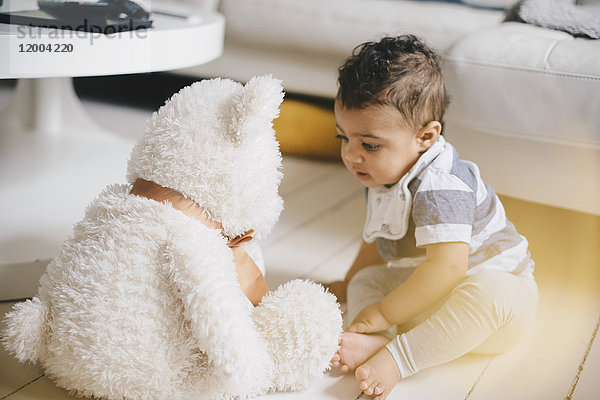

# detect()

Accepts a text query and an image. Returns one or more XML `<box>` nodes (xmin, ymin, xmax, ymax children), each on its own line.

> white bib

<box><xmin>362</xmin><ymin>136</ymin><xmax>446</xmax><ymax>243</ymax></box>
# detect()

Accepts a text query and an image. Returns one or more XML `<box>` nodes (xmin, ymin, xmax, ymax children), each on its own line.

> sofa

<box><xmin>165</xmin><ymin>0</ymin><xmax>600</xmax><ymax>215</ymax></box>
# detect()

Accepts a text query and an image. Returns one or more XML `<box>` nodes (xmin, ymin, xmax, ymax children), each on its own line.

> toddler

<box><xmin>326</xmin><ymin>35</ymin><xmax>538</xmax><ymax>399</ymax></box>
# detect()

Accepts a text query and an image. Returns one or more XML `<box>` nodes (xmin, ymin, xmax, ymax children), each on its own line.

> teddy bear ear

<box><xmin>227</xmin><ymin>75</ymin><xmax>284</xmax><ymax>143</ymax></box>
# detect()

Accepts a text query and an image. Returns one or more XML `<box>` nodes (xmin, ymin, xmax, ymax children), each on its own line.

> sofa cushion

<box><xmin>461</xmin><ymin>0</ymin><xmax>517</xmax><ymax>9</ymax></box>
<box><xmin>443</xmin><ymin>22</ymin><xmax>600</xmax><ymax>148</ymax></box>
<box><xmin>505</xmin><ymin>0</ymin><xmax>600</xmax><ymax>39</ymax></box>
<box><xmin>220</xmin><ymin>0</ymin><xmax>504</xmax><ymax>56</ymax></box>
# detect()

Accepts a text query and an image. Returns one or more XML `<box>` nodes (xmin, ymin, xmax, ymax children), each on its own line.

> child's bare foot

<box><xmin>331</xmin><ymin>332</ymin><xmax>389</xmax><ymax>373</ymax></box>
<box><xmin>355</xmin><ymin>347</ymin><xmax>401</xmax><ymax>400</ymax></box>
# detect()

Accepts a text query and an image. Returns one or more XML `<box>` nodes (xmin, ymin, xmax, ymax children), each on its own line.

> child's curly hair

<box><xmin>337</xmin><ymin>35</ymin><xmax>450</xmax><ymax>132</ymax></box>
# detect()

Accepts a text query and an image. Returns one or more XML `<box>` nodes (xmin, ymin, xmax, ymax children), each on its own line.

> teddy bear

<box><xmin>2</xmin><ymin>75</ymin><xmax>343</xmax><ymax>399</ymax></box>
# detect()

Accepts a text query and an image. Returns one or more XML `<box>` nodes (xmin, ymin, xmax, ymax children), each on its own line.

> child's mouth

<box><xmin>355</xmin><ymin>171</ymin><xmax>370</xmax><ymax>180</ymax></box>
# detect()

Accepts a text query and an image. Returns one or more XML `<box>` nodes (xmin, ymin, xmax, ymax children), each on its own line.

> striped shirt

<box><xmin>363</xmin><ymin>136</ymin><xmax>533</xmax><ymax>275</ymax></box>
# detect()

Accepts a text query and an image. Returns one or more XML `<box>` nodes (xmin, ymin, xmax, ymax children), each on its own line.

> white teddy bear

<box><xmin>2</xmin><ymin>75</ymin><xmax>342</xmax><ymax>399</ymax></box>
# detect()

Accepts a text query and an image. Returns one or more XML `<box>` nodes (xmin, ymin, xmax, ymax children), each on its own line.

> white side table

<box><xmin>0</xmin><ymin>9</ymin><xmax>224</xmax><ymax>300</ymax></box>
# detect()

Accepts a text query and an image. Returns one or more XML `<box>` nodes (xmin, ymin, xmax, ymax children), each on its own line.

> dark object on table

<box><xmin>38</xmin><ymin>0</ymin><xmax>150</xmax><ymax>23</ymax></box>
<box><xmin>0</xmin><ymin>0</ymin><xmax>152</xmax><ymax>33</ymax></box>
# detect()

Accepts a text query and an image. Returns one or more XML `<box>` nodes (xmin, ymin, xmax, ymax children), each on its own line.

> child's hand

<box><xmin>322</xmin><ymin>280</ymin><xmax>347</xmax><ymax>302</ymax></box>
<box><xmin>348</xmin><ymin>302</ymin><xmax>393</xmax><ymax>334</ymax></box>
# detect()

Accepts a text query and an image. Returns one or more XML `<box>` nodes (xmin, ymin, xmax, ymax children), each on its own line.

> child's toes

<box><xmin>331</xmin><ymin>353</ymin><xmax>340</xmax><ymax>366</ymax></box>
<box><xmin>357</xmin><ymin>372</ymin><xmax>375</xmax><ymax>392</ymax></box>
<box><xmin>340</xmin><ymin>364</ymin><xmax>349</xmax><ymax>374</ymax></box>
<box><xmin>365</xmin><ymin>381</ymin><xmax>380</xmax><ymax>396</ymax></box>
<box><xmin>362</xmin><ymin>384</ymin><xmax>372</xmax><ymax>395</ymax></box>
<box><xmin>373</xmin><ymin>384</ymin><xmax>384</xmax><ymax>395</ymax></box>
<box><xmin>373</xmin><ymin>391</ymin><xmax>387</xmax><ymax>400</ymax></box>
<box><xmin>355</xmin><ymin>364</ymin><xmax>371</xmax><ymax>381</ymax></box>
<box><xmin>359</xmin><ymin>377</ymin><xmax>373</xmax><ymax>392</ymax></box>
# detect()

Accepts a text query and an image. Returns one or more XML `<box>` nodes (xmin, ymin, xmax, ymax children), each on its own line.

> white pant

<box><xmin>346</xmin><ymin>265</ymin><xmax>538</xmax><ymax>378</ymax></box>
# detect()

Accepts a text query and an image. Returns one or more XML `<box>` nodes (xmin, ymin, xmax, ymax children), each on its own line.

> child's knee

<box><xmin>347</xmin><ymin>265</ymin><xmax>389</xmax><ymax>294</ymax></box>
<box><xmin>452</xmin><ymin>270</ymin><xmax>538</xmax><ymax>351</ymax></box>
<box><xmin>454</xmin><ymin>270</ymin><xmax>534</xmax><ymax>306</ymax></box>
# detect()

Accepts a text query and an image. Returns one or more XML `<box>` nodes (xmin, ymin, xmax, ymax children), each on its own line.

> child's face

<box><xmin>335</xmin><ymin>101</ymin><xmax>424</xmax><ymax>188</ymax></box>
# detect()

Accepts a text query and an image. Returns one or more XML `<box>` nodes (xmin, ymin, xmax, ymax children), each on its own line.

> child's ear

<box><xmin>416</xmin><ymin>121</ymin><xmax>441</xmax><ymax>151</ymax></box>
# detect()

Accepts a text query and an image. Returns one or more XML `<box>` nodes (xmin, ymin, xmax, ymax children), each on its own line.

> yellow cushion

<box><xmin>273</xmin><ymin>99</ymin><xmax>340</xmax><ymax>160</ymax></box>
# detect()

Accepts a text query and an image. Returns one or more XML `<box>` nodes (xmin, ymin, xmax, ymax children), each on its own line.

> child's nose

<box><xmin>343</xmin><ymin>142</ymin><xmax>363</xmax><ymax>164</ymax></box>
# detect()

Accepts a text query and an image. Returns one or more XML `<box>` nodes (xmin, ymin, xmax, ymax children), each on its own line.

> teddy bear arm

<box><xmin>161</xmin><ymin>231</ymin><xmax>273</xmax><ymax>395</ymax></box>
<box><xmin>253</xmin><ymin>280</ymin><xmax>343</xmax><ymax>391</ymax></box>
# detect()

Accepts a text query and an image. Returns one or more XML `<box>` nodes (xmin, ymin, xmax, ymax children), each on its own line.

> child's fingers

<box><xmin>348</xmin><ymin>321</ymin><xmax>372</xmax><ymax>333</ymax></box>
<box><xmin>347</xmin><ymin>322</ymin><xmax>360</xmax><ymax>332</ymax></box>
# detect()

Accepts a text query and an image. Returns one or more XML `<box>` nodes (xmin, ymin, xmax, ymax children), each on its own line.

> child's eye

<box><xmin>335</xmin><ymin>134</ymin><xmax>348</xmax><ymax>142</ymax></box>
<box><xmin>362</xmin><ymin>142</ymin><xmax>380</xmax><ymax>151</ymax></box>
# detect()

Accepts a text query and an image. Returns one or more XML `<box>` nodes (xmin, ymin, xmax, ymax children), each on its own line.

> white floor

<box><xmin>1</xmin><ymin>81</ymin><xmax>599</xmax><ymax>400</ymax></box>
